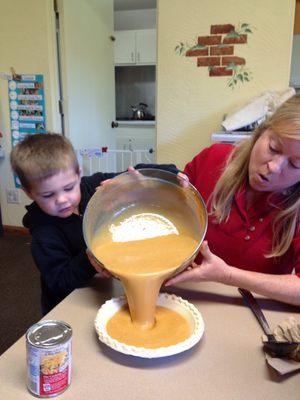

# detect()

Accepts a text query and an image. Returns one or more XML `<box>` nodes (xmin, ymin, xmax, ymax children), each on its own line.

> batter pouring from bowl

<box><xmin>85</xmin><ymin>170</ymin><xmax>207</xmax><ymax>348</ymax></box>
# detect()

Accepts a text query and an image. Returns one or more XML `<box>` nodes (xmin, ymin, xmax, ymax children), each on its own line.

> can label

<box><xmin>26</xmin><ymin>321</ymin><xmax>72</xmax><ymax>397</ymax></box>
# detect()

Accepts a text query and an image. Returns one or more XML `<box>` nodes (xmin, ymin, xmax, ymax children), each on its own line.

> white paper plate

<box><xmin>94</xmin><ymin>293</ymin><xmax>205</xmax><ymax>358</ymax></box>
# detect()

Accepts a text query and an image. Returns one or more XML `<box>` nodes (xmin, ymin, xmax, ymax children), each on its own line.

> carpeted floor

<box><xmin>0</xmin><ymin>233</ymin><xmax>42</xmax><ymax>355</ymax></box>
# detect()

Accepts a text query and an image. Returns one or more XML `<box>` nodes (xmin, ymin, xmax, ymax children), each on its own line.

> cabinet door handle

<box><xmin>131</xmin><ymin>52</ymin><xmax>134</xmax><ymax>62</ymax></box>
<box><xmin>137</xmin><ymin>52</ymin><xmax>140</xmax><ymax>62</ymax></box>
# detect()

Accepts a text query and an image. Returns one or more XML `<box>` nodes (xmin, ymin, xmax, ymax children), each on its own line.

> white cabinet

<box><xmin>115</xmin><ymin>126</ymin><xmax>156</xmax><ymax>168</ymax></box>
<box><xmin>135</xmin><ymin>30</ymin><xmax>156</xmax><ymax>64</ymax></box>
<box><xmin>114</xmin><ymin>29</ymin><xmax>156</xmax><ymax>65</ymax></box>
<box><xmin>116</xmin><ymin>136</ymin><xmax>155</xmax><ymax>152</ymax></box>
<box><xmin>116</xmin><ymin>136</ymin><xmax>155</xmax><ymax>169</ymax></box>
<box><xmin>114</xmin><ymin>31</ymin><xmax>135</xmax><ymax>64</ymax></box>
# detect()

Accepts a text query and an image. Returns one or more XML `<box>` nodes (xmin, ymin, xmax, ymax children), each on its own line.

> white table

<box><xmin>0</xmin><ymin>279</ymin><xmax>299</xmax><ymax>399</ymax></box>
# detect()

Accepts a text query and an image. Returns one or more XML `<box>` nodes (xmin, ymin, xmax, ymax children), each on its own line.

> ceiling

<box><xmin>114</xmin><ymin>0</ymin><xmax>156</xmax><ymax>11</ymax></box>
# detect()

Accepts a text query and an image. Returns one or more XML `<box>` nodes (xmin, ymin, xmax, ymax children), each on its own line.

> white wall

<box><xmin>0</xmin><ymin>0</ymin><xmax>59</xmax><ymax>227</ymax></box>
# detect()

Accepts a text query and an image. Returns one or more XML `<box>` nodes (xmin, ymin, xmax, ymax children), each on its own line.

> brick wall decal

<box><xmin>175</xmin><ymin>23</ymin><xmax>253</xmax><ymax>89</ymax></box>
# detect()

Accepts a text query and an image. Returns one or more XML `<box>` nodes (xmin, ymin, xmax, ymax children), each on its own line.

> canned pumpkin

<box><xmin>26</xmin><ymin>320</ymin><xmax>72</xmax><ymax>397</ymax></box>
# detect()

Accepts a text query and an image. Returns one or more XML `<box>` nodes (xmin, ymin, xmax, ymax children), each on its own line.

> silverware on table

<box><xmin>238</xmin><ymin>288</ymin><xmax>299</xmax><ymax>358</ymax></box>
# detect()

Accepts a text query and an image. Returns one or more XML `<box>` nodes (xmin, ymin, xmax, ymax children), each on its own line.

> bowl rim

<box><xmin>83</xmin><ymin>168</ymin><xmax>208</xmax><ymax>274</ymax></box>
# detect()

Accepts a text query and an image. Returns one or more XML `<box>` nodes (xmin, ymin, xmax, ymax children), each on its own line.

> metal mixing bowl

<box><xmin>83</xmin><ymin>168</ymin><xmax>207</xmax><ymax>276</ymax></box>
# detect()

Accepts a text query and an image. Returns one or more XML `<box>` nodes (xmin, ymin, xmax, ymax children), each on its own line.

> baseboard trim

<box><xmin>3</xmin><ymin>225</ymin><xmax>30</xmax><ymax>236</ymax></box>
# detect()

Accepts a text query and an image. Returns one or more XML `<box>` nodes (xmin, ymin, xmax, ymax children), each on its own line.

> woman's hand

<box><xmin>177</xmin><ymin>172</ymin><xmax>189</xmax><ymax>188</ymax></box>
<box><xmin>86</xmin><ymin>249</ymin><xmax>111</xmax><ymax>278</ymax></box>
<box><xmin>165</xmin><ymin>241</ymin><xmax>231</xmax><ymax>286</ymax></box>
<box><xmin>164</xmin><ymin>240</ymin><xmax>300</xmax><ymax>306</ymax></box>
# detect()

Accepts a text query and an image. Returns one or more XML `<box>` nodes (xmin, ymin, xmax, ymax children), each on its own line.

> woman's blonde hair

<box><xmin>10</xmin><ymin>133</ymin><xmax>79</xmax><ymax>191</ymax></box>
<box><xmin>211</xmin><ymin>93</ymin><xmax>300</xmax><ymax>258</ymax></box>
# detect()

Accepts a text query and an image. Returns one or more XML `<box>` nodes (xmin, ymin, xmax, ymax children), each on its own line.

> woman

<box><xmin>166</xmin><ymin>94</ymin><xmax>300</xmax><ymax>306</ymax></box>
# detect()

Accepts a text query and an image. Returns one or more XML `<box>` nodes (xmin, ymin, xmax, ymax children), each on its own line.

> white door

<box><xmin>57</xmin><ymin>0</ymin><xmax>116</xmax><ymax>150</ymax></box>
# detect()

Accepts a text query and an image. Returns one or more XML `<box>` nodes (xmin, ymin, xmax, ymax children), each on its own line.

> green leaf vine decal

<box><xmin>175</xmin><ymin>39</ymin><xmax>206</xmax><ymax>56</ymax></box>
<box><xmin>174</xmin><ymin>42</ymin><xmax>187</xmax><ymax>55</ymax></box>
<box><xmin>225</xmin><ymin>23</ymin><xmax>253</xmax><ymax>38</ymax></box>
<box><xmin>175</xmin><ymin>23</ymin><xmax>255</xmax><ymax>89</ymax></box>
<box><xmin>227</xmin><ymin>64</ymin><xmax>252</xmax><ymax>89</ymax></box>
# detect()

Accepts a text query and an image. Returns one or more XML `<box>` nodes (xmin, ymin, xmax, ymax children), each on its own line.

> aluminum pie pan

<box><xmin>94</xmin><ymin>292</ymin><xmax>205</xmax><ymax>358</ymax></box>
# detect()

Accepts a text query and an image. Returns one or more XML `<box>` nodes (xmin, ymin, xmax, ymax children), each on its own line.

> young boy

<box><xmin>10</xmin><ymin>133</ymin><xmax>178</xmax><ymax>314</ymax></box>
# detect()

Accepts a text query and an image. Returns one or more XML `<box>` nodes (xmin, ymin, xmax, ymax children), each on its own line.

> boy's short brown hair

<box><xmin>10</xmin><ymin>133</ymin><xmax>80</xmax><ymax>190</ymax></box>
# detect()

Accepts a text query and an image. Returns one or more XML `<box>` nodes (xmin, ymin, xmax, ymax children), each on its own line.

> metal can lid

<box><xmin>26</xmin><ymin>320</ymin><xmax>72</xmax><ymax>348</ymax></box>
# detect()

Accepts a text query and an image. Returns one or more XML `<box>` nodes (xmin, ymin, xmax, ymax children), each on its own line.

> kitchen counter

<box><xmin>116</xmin><ymin>120</ymin><xmax>156</xmax><ymax>127</ymax></box>
<box><xmin>211</xmin><ymin>131</ymin><xmax>252</xmax><ymax>143</ymax></box>
<box><xmin>0</xmin><ymin>278</ymin><xmax>299</xmax><ymax>399</ymax></box>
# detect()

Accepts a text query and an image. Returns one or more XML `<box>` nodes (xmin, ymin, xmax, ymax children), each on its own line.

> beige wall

<box><xmin>0</xmin><ymin>0</ymin><xmax>115</xmax><ymax>228</ymax></box>
<box><xmin>0</xmin><ymin>0</ymin><xmax>59</xmax><ymax>227</ymax></box>
<box><xmin>156</xmin><ymin>0</ymin><xmax>295</xmax><ymax>168</ymax></box>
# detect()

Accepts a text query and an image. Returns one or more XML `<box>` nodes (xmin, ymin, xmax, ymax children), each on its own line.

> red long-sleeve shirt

<box><xmin>184</xmin><ymin>143</ymin><xmax>300</xmax><ymax>277</ymax></box>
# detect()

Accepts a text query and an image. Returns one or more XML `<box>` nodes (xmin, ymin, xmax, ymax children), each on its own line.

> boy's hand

<box><xmin>86</xmin><ymin>249</ymin><xmax>111</xmax><ymax>278</ymax></box>
<box><xmin>127</xmin><ymin>165</ymin><xmax>140</xmax><ymax>175</ymax></box>
<box><xmin>96</xmin><ymin>166</ymin><xmax>140</xmax><ymax>190</ymax></box>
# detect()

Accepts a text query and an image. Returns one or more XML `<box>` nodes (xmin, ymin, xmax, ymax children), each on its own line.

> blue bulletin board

<box><xmin>8</xmin><ymin>74</ymin><xmax>46</xmax><ymax>187</ymax></box>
